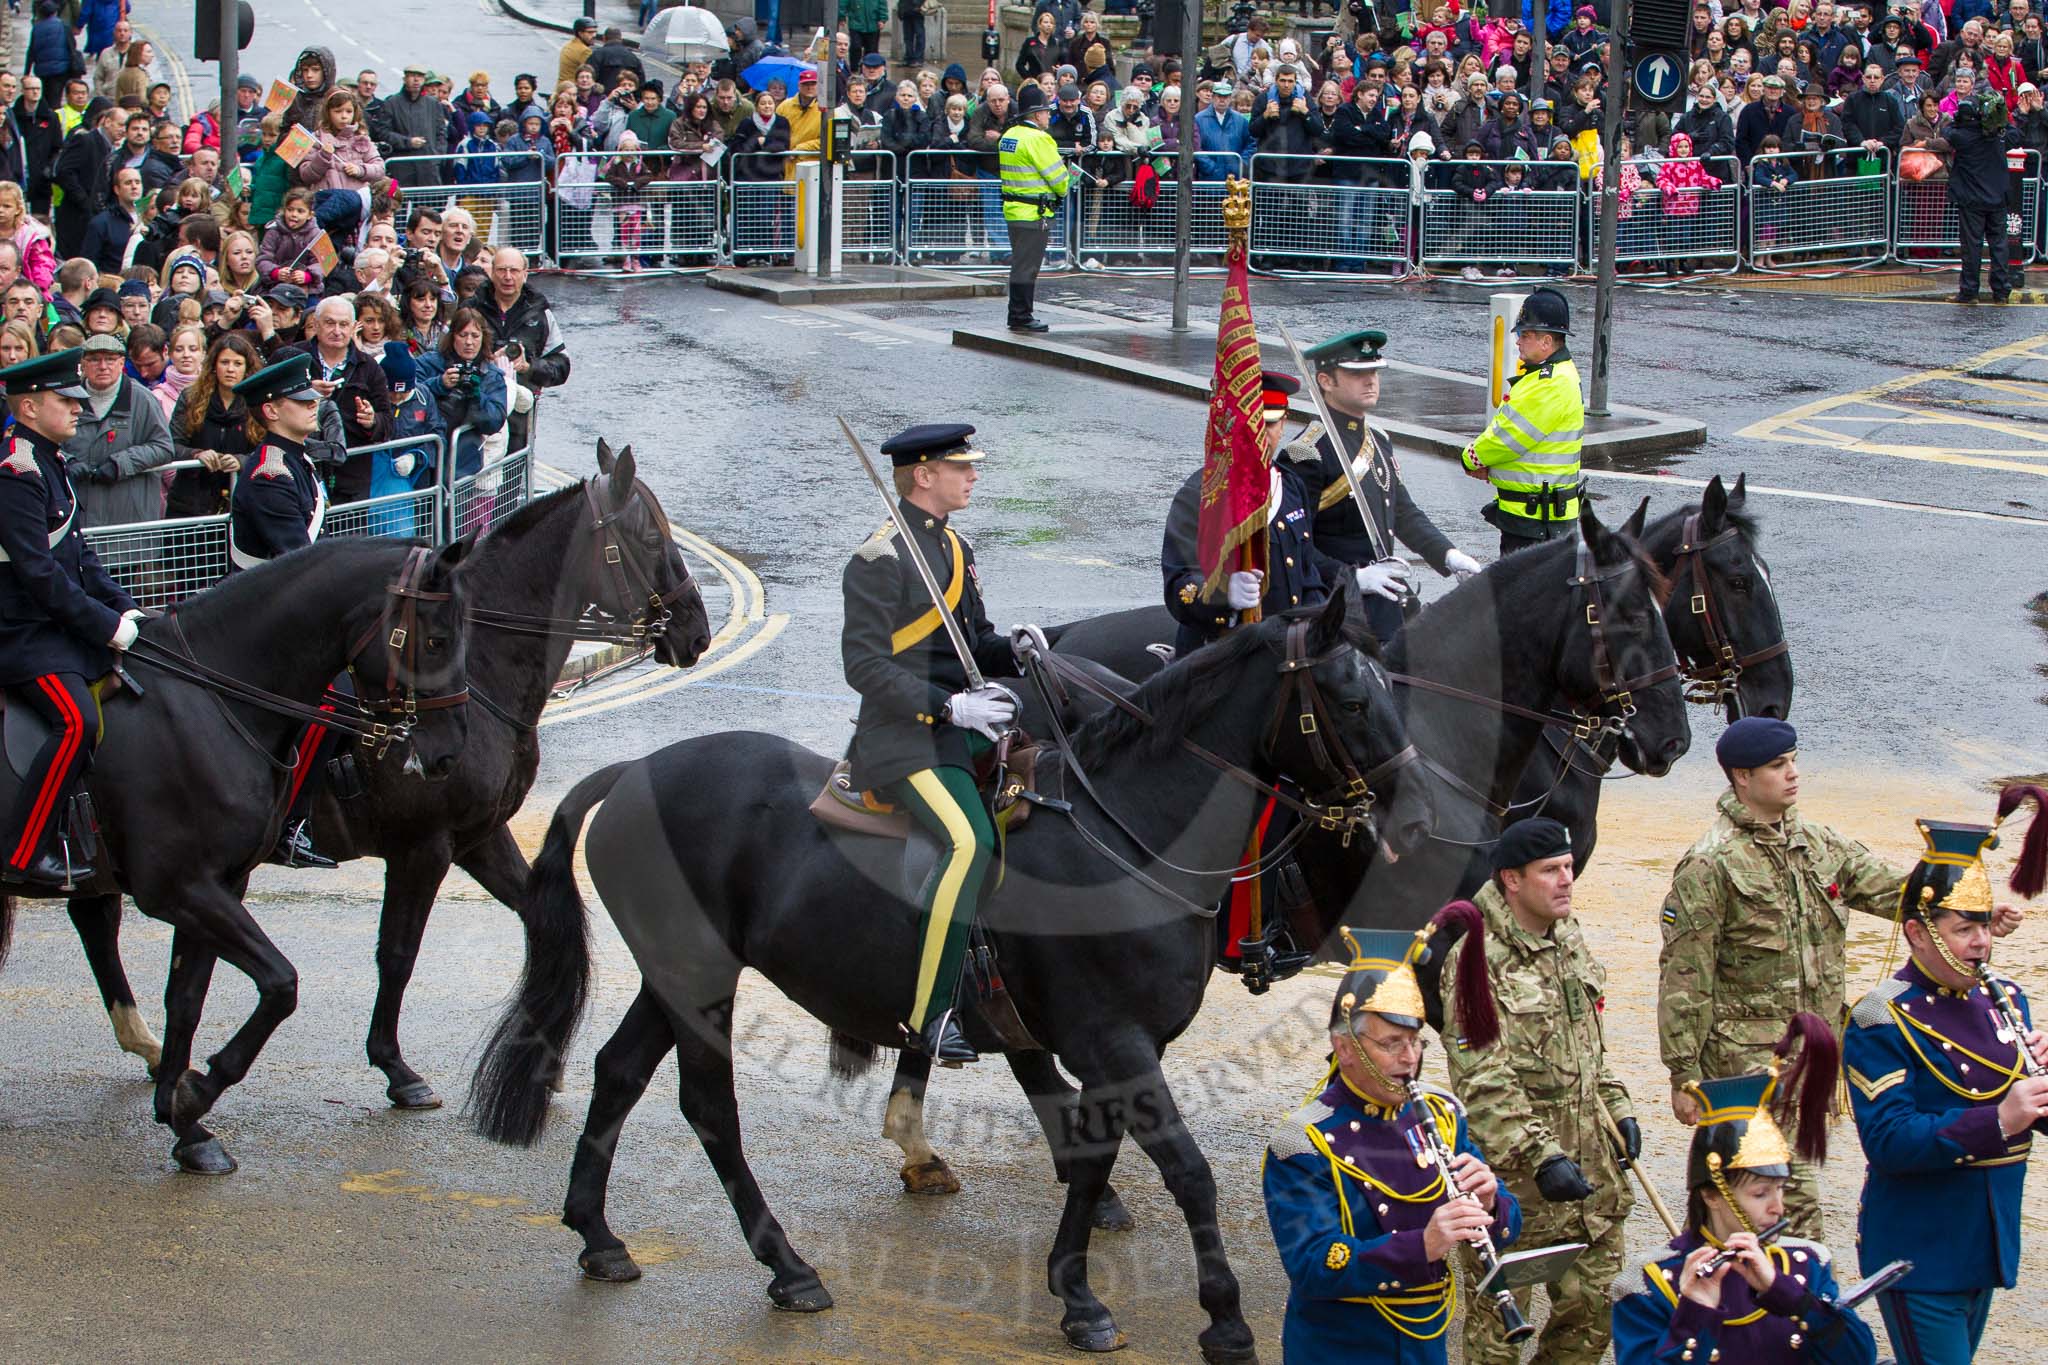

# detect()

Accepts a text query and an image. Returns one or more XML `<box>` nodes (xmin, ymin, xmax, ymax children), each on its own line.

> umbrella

<box><xmin>742</xmin><ymin>55</ymin><xmax>816</xmax><ymax>94</ymax></box>
<box><xmin>643</xmin><ymin>6</ymin><xmax>729</xmax><ymax>63</ymax></box>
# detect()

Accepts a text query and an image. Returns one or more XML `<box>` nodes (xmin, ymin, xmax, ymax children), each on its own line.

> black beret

<box><xmin>1490</xmin><ymin>816</ymin><xmax>1573</xmax><ymax>873</ymax></box>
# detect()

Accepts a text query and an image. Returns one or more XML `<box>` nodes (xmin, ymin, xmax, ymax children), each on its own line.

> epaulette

<box><xmin>0</xmin><ymin>441</ymin><xmax>39</xmax><ymax>479</ymax></box>
<box><xmin>249</xmin><ymin>445</ymin><xmax>291</xmax><ymax>481</ymax></box>
<box><xmin>1850</xmin><ymin>977</ymin><xmax>1911</xmax><ymax>1030</ymax></box>
<box><xmin>1268</xmin><ymin>1099</ymin><xmax>1334</xmax><ymax>1162</ymax></box>
<box><xmin>1279</xmin><ymin>422</ymin><xmax>1324</xmax><ymax>466</ymax></box>
<box><xmin>1775</xmin><ymin>1235</ymin><xmax>1832</xmax><ymax>1267</ymax></box>
<box><xmin>853</xmin><ymin>523</ymin><xmax>897</xmax><ymax>562</ymax></box>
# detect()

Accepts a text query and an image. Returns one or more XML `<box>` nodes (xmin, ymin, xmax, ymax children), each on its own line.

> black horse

<box><xmin>471</xmin><ymin>590</ymin><xmax>1431</xmax><ymax>1362</ymax></box>
<box><xmin>872</xmin><ymin>502</ymin><xmax>1693</xmax><ymax>1211</ymax></box>
<box><xmin>1</xmin><ymin>537</ymin><xmax>473</xmax><ymax>1173</ymax></box>
<box><xmin>1506</xmin><ymin>474</ymin><xmax>1791</xmax><ymax>869</ymax></box>
<box><xmin>48</xmin><ymin>442</ymin><xmax>713</xmax><ymax>1107</ymax></box>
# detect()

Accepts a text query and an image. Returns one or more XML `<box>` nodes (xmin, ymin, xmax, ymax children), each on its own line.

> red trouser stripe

<box><xmin>10</xmin><ymin>674</ymin><xmax>85</xmax><ymax>868</ymax></box>
<box><xmin>285</xmin><ymin>704</ymin><xmax>337</xmax><ymax>808</ymax></box>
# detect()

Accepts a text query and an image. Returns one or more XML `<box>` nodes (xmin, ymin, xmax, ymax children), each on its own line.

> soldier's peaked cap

<box><xmin>234</xmin><ymin>352</ymin><xmax>321</xmax><ymax>407</ymax></box>
<box><xmin>1306</xmin><ymin>329</ymin><xmax>1388</xmax><ymax>372</ymax></box>
<box><xmin>880</xmin><ymin>423</ymin><xmax>984</xmax><ymax>467</ymax></box>
<box><xmin>0</xmin><ymin>348</ymin><xmax>90</xmax><ymax>399</ymax></box>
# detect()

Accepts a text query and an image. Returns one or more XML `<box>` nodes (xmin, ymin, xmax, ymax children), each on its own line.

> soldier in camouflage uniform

<box><xmin>1442</xmin><ymin>816</ymin><xmax>1638</xmax><ymax>1365</ymax></box>
<box><xmin>1657</xmin><ymin>718</ymin><xmax>1911</xmax><ymax>1238</ymax></box>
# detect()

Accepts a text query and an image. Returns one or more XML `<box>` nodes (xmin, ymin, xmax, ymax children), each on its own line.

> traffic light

<box><xmin>195</xmin><ymin>0</ymin><xmax>254</xmax><ymax>63</ymax></box>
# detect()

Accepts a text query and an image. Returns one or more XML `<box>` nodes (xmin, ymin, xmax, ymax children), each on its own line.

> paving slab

<box><xmin>707</xmin><ymin>265</ymin><xmax>1004</xmax><ymax>305</ymax></box>
<box><xmin>952</xmin><ymin>323</ymin><xmax>1707</xmax><ymax>462</ymax></box>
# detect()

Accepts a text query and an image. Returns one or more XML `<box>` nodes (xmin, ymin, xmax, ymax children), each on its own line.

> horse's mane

<box><xmin>1068</xmin><ymin>618</ymin><xmax>1275</xmax><ymax>768</ymax></box>
<box><xmin>1643</xmin><ymin>498</ymin><xmax>1762</xmax><ymax>550</ymax></box>
<box><xmin>176</xmin><ymin>537</ymin><xmax>421</xmax><ymax>625</ymax></box>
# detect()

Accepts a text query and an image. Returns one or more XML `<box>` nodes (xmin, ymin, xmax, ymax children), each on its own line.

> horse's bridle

<box><xmin>467</xmin><ymin>479</ymin><xmax>696</xmax><ymax>648</ymax></box>
<box><xmin>1670</xmin><ymin>512</ymin><xmax>1789</xmax><ymax>712</ymax></box>
<box><xmin>344</xmin><ymin>544</ymin><xmax>470</xmax><ymax>758</ymax></box>
<box><xmin>1566</xmin><ymin>534</ymin><xmax>1681</xmax><ymax>742</ymax></box>
<box><xmin>1024</xmin><ymin>623</ymin><xmax>1417</xmax><ymax>914</ymax></box>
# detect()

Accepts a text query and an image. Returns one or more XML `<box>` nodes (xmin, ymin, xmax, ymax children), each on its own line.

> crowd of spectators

<box><xmin>2</xmin><ymin>2</ymin><xmax>572</xmax><ymax>528</ymax></box>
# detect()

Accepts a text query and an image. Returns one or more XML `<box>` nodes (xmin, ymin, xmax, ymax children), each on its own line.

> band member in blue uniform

<box><xmin>0</xmin><ymin>347</ymin><xmax>141</xmax><ymax>886</ymax></box>
<box><xmin>1612</xmin><ymin>1013</ymin><xmax>1878</xmax><ymax>1364</ymax></box>
<box><xmin>1162</xmin><ymin>371</ymin><xmax>1336</xmax><ymax>657</ymax></box>
<box><xmin>232</xmin><ymin>352</ymin><xmax>340</xmax><ymax>870</ymax></box>
<box><xmin>840</xmin><ymin>422</ymin><xmax>1038</xmax><ymax>1065</ymax></box>
<box><xmin>1845</xmin><ymin>805</ymin><xmax>2048</xmax><ymax>1365</ymax></box>
<box><xmin>1300</xmin><ymin>330</ymin><xmax>1479</xmax><ymax>645</ymax></box>
<box><xmin>1263</xmin><ymin>916</ymin><xmax>1521</xmax><ymax>1363</ymax></box>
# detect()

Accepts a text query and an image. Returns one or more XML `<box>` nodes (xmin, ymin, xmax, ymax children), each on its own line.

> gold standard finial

<box><xmin>1223</xmin><ymin>176</ymin><xmax>1252</xmax><ymax>246</ymax></box>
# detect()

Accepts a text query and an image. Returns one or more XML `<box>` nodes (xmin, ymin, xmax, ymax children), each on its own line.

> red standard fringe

<box><xmin>1996</xmin><ymin>785</ymin><xmax>2048</xmax><ymax>899</ymax></box>
<box><xmin>1431</xmin><ymin>900</ymin><xmax>1498</xmax><ymax>1051</ymax></box>
<box><xmin>1773</xmin><ymin>1011</ymin><xmax>1840</xmax><ymax>1164</ymax></box>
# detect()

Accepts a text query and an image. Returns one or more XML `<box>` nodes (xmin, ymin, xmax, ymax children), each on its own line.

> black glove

<box><xmin>1613</xmin><ymin>1116</ymin><xmax>1642</xmax><ymax>1163</ymax></box>
<box><xmin>64</xmin><ymin>456</ymin><xmax>88</xmax><ymax>482</ymax></box>
<box><xmin>1535</xmin><ymin>1153</ymin><xmax>1595</xmax><ymax>1202</ymax></box>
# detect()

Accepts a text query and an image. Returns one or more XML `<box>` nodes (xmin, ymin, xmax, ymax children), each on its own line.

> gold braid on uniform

<box><xmin>1704</xmin><ymin>1152</ymin><xmax>1755</xmax><ymax>1235</ymax></box>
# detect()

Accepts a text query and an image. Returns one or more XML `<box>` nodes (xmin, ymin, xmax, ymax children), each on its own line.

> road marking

<box><xmin>134</xmin><ymin>21</ymin><xmax>195</xmax><ymax>123</ymax></box>
<box><xmin>1738</xmin><ymin>331</ymin><xmax>2048</xmax><ymax>478</ymax></box>
<box><xmin>541</xmin><ymin>611</ymin><xmax>791</xmax><ymax>726</ymax></box>
<box><xmin>1588</xmin><ymin>468</ymin><xmax>2048</xmax><ymax>528</ymax></box>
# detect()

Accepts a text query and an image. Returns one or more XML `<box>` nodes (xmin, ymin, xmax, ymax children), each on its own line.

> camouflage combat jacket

<box><xmin>1658</xmin><ymin>790</ymin><xmax>1904</xmax><ymax>1088</ymax></box>
<box><xmin>1443</xmin><ymin>882</ymin><xmax>1635</xmax><ymax>1233</ymax></box>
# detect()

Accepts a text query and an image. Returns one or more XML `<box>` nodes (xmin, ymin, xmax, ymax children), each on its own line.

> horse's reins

<box><xmin>127</xmin><ymin>547</ymin><xmax>465</xmax><ymax>757</ymax></box>
<box><xmin>466</xmin><ymin>480</ymin><xmax>696</xmax><ymax>648</ymax></box>
<box><xmin>1024</xmin><ymin>627</ymin><xmax>1417</xmax><ymax>914</ymax></box>
<box><xmin>1671</xmin><ymin>512</ymin><xmax>1789</xmax><ymax>713</ymax></box>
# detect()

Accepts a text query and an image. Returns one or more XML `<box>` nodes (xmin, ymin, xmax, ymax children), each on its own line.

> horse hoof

<box><xmin>767</xmin><ymin>1270</ymin><xmax>833</xmax><ymax>1312</ymax></box>
<box><xmin>171</xmin><ymin>1136</ymin><xmax>238</xmax><ymax>1175</ymax></box>
<box><xmin>1197</xmin><ymin>1326</ymin><xmax>1258</xmax><ymax>1365</ymax></box>
<box><xmin>578</xmin><ymin>1246</ymin><xmax>643</xmax><ymax>1282</ymax></box>
<box><xmin>388</xmin><ymin>1080</ymin><xmax>444</xmax><ymax>1110</ymax></box>
<box><xmin>1091</xmin><ymin>1189</ymin><xmax>1135</xmax><ymax>1232</ymax></box>
<box><xmin>900</xmin><ymin>1156</ymin><xmax>961</xmax><ymax>1196</ymax></box>
<box><xmin>1062</xmin><ymin>1315</ymin><xmax>1127</xmax><ymax>1353</ymax></box>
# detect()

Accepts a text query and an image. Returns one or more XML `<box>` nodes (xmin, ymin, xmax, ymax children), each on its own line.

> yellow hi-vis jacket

<box><xmin>1461</xmin><ymin>355</ymin><xmax>1585</xmax><ymax>530</ymax></box>
<box><xmin>998</xmin><ymin>122</ymin><xmax>1071</xmax><ymax>223</ymax></box>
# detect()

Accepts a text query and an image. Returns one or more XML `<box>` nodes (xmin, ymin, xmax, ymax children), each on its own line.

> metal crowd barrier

<box><xmin>1894</xmin><ymin>147</ymin><xmax>2041</xmax><ymax>264</ymax></box>
<box><xmin>1744</xmin><ymin>147</ymin><xmax>1892</xmax><ymax>271</ymax></box>
<box><xmin>84</xmin><ymin>459</ymin><xmax>229</xmax><ymax>610</ymax></box>
<box><xmin>728</xmin><ymin>152</ymin><xmax>804</xmax><ymax>262</ymax></box>
<box><xmin>386</xmin><ymin>153</ymin><xmax>550</xmax><ymax>259</ymax></box>
<box><xmin>1248</xmin><ymin>154</ymin><xmax>1412</xmax><ymax>275</ymax></box>
<box><xmin>550</xmin><ymin>151</ymin><xmax>722</xmax><ymax>265</ymax></box>
<box><xmin>448</xmin><ymin>434</ymin><xmax>535</xmax><ymax>542</ymax></box>
<box><xmin>839</xmin><ymin>150</ymin><xmax>901</xmax><ymax>260</ymax></box>
<box><xmin>901</xmin><ymin>149</ymin><xmax>1073</xmax><ymax>269</ymax></box>
<box><xmin>1074</xmin><ymin>149</ymin><xmax>1231</xmax><ymax>266</ymax></box>
<box><xmin>1419</xmin><ymin>159</ymin><xmax>1581</xmax><ymax>271</ymax></box>
<box><xmin>1613</xmin><ymin>155</ymin><xmax>1742</xmax><ymax>273</ymax></box>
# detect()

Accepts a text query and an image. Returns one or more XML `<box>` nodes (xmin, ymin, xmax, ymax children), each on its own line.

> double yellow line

<box><xmin>530</xmin><ymin>465</ymin><xmax>790</xmax><ymax>727</ymax></box>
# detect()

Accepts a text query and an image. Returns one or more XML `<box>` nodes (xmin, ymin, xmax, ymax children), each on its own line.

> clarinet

<box><xmin>1978</xmin><ymin>966</ymin><xmax>2048</xmax><ymax>1079</ymax></box>
<box><xmin>1403</xmin><ymin>1080</ymin><xmax>1533</xmax><ymax>1344</ymax></box>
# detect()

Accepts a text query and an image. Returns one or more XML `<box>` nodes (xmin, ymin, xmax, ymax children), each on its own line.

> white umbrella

<box><xmin>643</xmin><ymin>7</ymin><xmax>730</xmax><ymax>63</ymax></box>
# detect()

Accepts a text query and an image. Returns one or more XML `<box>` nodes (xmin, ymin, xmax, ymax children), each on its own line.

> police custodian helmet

<box><xmin>1512</xmin><ymin>286</ymin><xmax>1571</xmax><ymax>337</ymax></box>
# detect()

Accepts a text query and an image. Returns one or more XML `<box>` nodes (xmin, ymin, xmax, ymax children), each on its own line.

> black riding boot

<box><xmin>907</xmin><ymin>1007</ymin><xmax>978</xmax><ymax>1067</ymax></box>
<box><xmin>8</xmin><ymin>843</ymin><xmax>93</xmax><ymax>889</ymax></box>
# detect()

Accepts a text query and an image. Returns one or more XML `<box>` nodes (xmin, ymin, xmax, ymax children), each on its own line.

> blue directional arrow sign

<box><xmin>1633</xmin><ymin>51</ymin><xmax>1683</xmax><ymax>103</ymax></box>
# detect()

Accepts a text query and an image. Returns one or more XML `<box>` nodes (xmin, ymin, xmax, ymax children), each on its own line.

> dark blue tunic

<box><xmin>1161</xmin><ymin>453</ymin><xmax>1336</xmax><ymax>657</ymax></box>
<box><xmin>229</xmin><ymin>435</ymin><xmax>326</xmax><ymax>572</ymax></box>
<box><xmin>0</xmin><ymin>429</ymin><xmax>134</xmax><ymax>686</ymax></box>
<box><xmin>1611</xmin><ymin>1229</ymin><xmax>1877</xmax><ymax>1363</ymax></box>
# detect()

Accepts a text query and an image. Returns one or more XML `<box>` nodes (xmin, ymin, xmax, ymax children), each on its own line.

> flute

<box><xmin>1403</xmin><ymin>1080</ymin><xmax>1533</xmax><ymax>1343</ymax></box>
<box><xmin>1978</xmin><ymin>966</ymin><xmax>2048</xmax><ymax>1079</ymax></box>
<box><xmin>1696</xmin><ymin>1218</ymin><xmax>1789</xmax><ymax>1276</ymax></box>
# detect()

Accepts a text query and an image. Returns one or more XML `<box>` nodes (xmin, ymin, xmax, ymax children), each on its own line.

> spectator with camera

<box><xmin>415</xmin><ymin>305</ymin><xmax>507</xmax><ymax>480</ymax></box>
<box><xmin>1947</xmin><ymin>84</ymin><xmax>2020</xmax><ymax>300</ymax></box>
<box><xmin>471</xmin><ymin>246</ymin><xmax>564</xmax><ymax>455</ymax></box>
<box><xmin>282</xmin><ymin>295</ymin><xmax>394</xmax><ymax>503</ymax></box>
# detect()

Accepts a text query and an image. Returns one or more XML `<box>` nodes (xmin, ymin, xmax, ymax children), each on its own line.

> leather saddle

<box><xmin>808</xmin><ymin>740</ymin><xmax>1042</xmax><ymax>839</ymax></box>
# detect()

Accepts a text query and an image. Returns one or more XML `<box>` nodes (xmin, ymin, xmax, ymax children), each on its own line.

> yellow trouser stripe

<box><xmin>904</xmin><ymin>768</ymin><xmax>977</xmax><ymax>1026</ymax></box>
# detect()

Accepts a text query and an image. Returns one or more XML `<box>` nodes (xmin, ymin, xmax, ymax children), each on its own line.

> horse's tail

<box><xmin>828</xmin><ymin>1029</ymin><xmax>878</xmax><ymax>1081</ymax></box>
<box><xmin>470</xmin><ymin>761</ymin><xmax>625</xmax><ymax>1147</ymax></box>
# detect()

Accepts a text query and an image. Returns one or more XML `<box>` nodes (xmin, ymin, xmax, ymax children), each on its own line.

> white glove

<box><xmin>392</xmin><ymin>453</ymin><xmax>417</xmax><ymax>478</ymax></box>
<box><xmin>944</xmin><ymin>685</ymin><xmax>1018</xmax><ymax>740</ymax></box>
<box><xmin>1355</xmin><ymin>559</ymin><xmax>1413</xmax><ymax>602</ymax></box>
<box><xmin>1444</xmin><ymin>548</ymin><xmax>1483</xmax><ymax>580</ymax></box>
<box><xmin>1226</xmin><ymin>569</ymin><xmax>1264</xmax><ymax>610</ymax></box>
<box><xmin>1009</xmin><ymin>622</ymin><xmax>1049</xmax><ymax>667</ymax></box>
<box><xmin>110</xmin><ymin>610</ymin><xmax>143</xmax><ymax>651</ymax></box>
